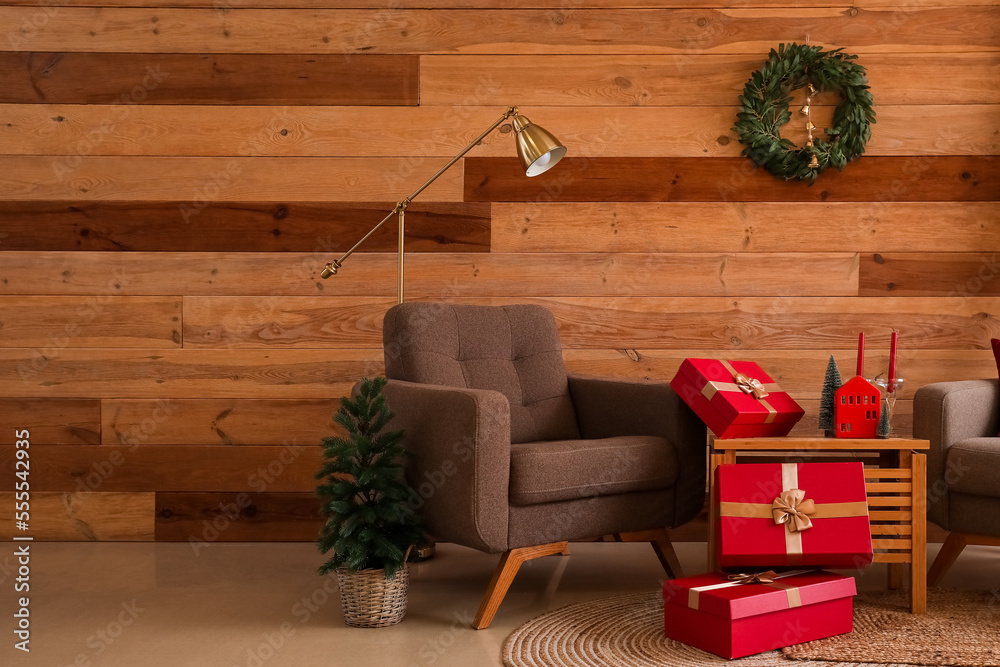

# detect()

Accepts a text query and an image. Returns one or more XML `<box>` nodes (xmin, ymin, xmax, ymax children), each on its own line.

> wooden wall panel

<box><xmin>0</xmin><ymin>349</ymin><xmax>373</xmax><ymax>398</ymax></box>
<box><xmin>2</xmin><ymin>8</ymin><xmax>995</xmax><ymax>55</ymax></box>
<box><xmin>102</xmin><ymin>398</ymin><xmax>341</xmax><ymax>445</ymax></box>
<box><xmin>155</xmin><ymin>492</ymin><xmax>321</xmax><ymax>541</ymax></box>
<box><xmin>0</xmin><ymin>492</ymin><xmax>155</xmax><ymax>540</ymax></box>
<box><xmin>0</xmin><ymin>251</ymin><xmax>350</xmax><ymax>296</ymax></box>
<box><xmin>0</xmin><ymin>296</ymin><xmax>181</xmax><ymax>348</ymax></box>
<box><xmin>0</xmin><ymin>53</ymin><xmax>419</xmax><ymax>105</ymax></box>
<box><xmin>0</xmin><ymin>252</ymin><xmax>858</xmax><ymax>297</ymax></box>
<box><xmin>182</xmin><ymin>296</ymin><xmax>1000</xmax><ymax>350</ymax></box>
<box><xmin>465</xmin><ymin>157</ymin><xmax>999</xmax><ymax>202</ymax></box>
<box><xmin>0</xmin><ymin>445</ymin><xmax>323</xmax><ymax>492</ymax></box>
<box><xmin>421</xmin><ymin>54</ymin><xmax>1000</xmax><ymax>106</ymax></box>
<box><xmin>859</xmin><ymin>253</ymin><xmax>1000</xmax><ymax>296</ymax></box>
<box><xmin>183</xmin><ymin>296</ymin><xmax>391</xmax><ymax>349</ymax></box>
<box><xmin>0</xmin><ymin>157</ymin><xmax>464</xmax><ymax>202</ymax></box>
<box><xmin>0</xmin><ymin>347</ymin><xmax>990</xmax><ymax>401</ymax></box>
<box><xmin>1</xmin><ymin>0</ymin><xmax>995</xmax><ymax>8</ymax></box>
<box><xmin>492</xmin><ymin>202</ymin><xmax>1000</xmax><ymax>253</ymax></box>
<box><xmin>0</xmin><ymin>201</ymin><xmax>490</xmax><ymax>252</ymax></box>
<box><xmin>4</xmin><ymin>104</ymin><xmax>996</xmax><ymax>158</ymax></box>
<box><xmin>3</xmin><ymin>2</ymin><xmax>996</xmax><ymax>542</ymax></box>
<box><xmin>0</xmin><ymin>399</ymin><xmax>100</xmax><ymax>444</ymax></box>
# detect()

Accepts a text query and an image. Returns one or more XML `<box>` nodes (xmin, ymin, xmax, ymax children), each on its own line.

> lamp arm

<box><xmin>402</xmin><ymin>106</ymin><xmax>517</xmax><ymax>204</ymax></box>
<box><xmin>321</xmin><ymin>205</ymin><xmax>400</xmax><ymax>277</ymax></box>
<box><xmin>321</xmin><ymin>106</ymin><xmax>518</xmax><ymax>279</ymax></box>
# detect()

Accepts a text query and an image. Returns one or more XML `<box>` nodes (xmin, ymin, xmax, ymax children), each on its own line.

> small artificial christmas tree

<box><xmin>818</xmin><ymin>354</ymin><xmax>843</xmax><ymax>435</ymax></box>
<box><xmin>876</xmin><ymin>403</ymin><xmax>891</xmax><ymax>438</ymax></box>
<box><xmin>316</xmin><ymin>377</ymin><xmax>425</xmax><ymax>579</ymax></box>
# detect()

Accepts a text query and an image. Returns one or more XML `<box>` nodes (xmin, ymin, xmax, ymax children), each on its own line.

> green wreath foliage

<box><xmin>733</xmin><ymin>43</ymin><xmax>876</xmax><ymax>183</ymax></box>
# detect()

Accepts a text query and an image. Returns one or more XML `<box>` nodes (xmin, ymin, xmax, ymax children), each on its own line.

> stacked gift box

<box><xmin>670</xmin><ymin>358</ymin><xmax>805</xmax><ymax>439</ymax></box>
<box><xmin>663</xmin><ymin>359</ymin><xmax>873</xmax><ymax>660</ymax></box>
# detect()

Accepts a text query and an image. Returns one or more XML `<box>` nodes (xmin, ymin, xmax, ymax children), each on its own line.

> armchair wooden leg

<box><xmin>650</xmin><ymin>531</ymin><xmax>684</xmax><ymax>579</ymax></box>
<box><xmin>615</xmin><ymin>528</ymin><xmax>684</xmax><ymax>579</ymax></box>
<box><xmin>928</xmin><ymin>531</ymin><xmax>1000</xmax><ymax>586</ymax></box>
<box><xmin>472</xmin><ymin>541</ymin><xmax>569</xmax><ymax>630</ymax></box>
<box><xmin>928</xmin><ymin>532</ymin><xmax>966</xmax><ymax>587</ymax></box>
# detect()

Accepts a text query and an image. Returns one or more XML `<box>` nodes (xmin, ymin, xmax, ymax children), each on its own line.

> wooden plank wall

<box><xmin>1</xmin><ymin>1</ymin><xmax>998</xmax><ymax>542</ymax></box>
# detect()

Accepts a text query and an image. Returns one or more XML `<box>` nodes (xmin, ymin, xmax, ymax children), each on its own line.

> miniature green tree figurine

<box><xmin>316</xmin><ymin>377</ymin><xmax>425</xmax><ymax>579</ymax></box>
<box><xmin>877</xmin><ymin>403</ymin><xmax>891</xmax><ymax>438</ymax></box>
<box><xmin>818</xmin><ymin>354</ymin><xmax>843</xmax><ymax>435</ymax></box>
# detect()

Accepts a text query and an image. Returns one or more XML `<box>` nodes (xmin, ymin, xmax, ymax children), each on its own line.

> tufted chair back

<box><xmin>382</xmin><ymin>303</ymin><xmax>580</xmax><ymax>444</ymax></box>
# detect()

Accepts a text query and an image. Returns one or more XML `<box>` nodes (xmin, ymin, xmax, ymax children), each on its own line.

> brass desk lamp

<box><xmin>320</xmin><ymin>106</ymin><xmax>566</xmax><ymax>303</ymax></box>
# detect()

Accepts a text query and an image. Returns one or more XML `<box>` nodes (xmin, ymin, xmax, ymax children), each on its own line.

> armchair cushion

<box><xmin>508</xmin><ymin>435</ymin><xmax>678</xmax><ymax>506</ymax></box>
<box><xmin>948</xmin><ymin>493</ymin><xmax>1000</xmax><ymax>536</ymax></box>
<box><xmin>568</xmin><ymin>375</ymin><xmax>707</xmax><ymax>527</ymax></box>
<box><xmin>383</xmin><ymin>303</ymin><xmax>580</xmax><ymax>444</ymax></box>
<box><xmin>946</xmin><ymin>437</ymin><xmax>1000</xmax><ymax>499</ymax></box>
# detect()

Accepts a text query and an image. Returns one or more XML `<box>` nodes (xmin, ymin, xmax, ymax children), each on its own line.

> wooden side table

<box><xmin>707</xmin><ymin>436</ymin><xmax>930</xmax><ymax>614</ymax></box>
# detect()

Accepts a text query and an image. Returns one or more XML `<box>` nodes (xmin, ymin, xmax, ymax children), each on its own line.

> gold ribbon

<box><xmin>735</xmin><ymin>372</ymin><xmax>769</xmax><ymax>399</ymax></box>
<box><xmin>719</xmin><ymin>501</ymin><xmax>870</xmax><ymax>523</ymax></box>
<box><xmin>686</xmin><ymin>569</ymin><xmax>811</xmax><ymax>610</ymax></box>
<box><xmin>767</xmin><ymin>581</ymin><xmax>803</xmax><ymax>608</ymax></box>
<box><xmin>771</xmin><ymin>489</ymin><xmax>816</xmax><ymax>533</ymax></box>
<box><xmin>727</xmin><ymin>570</ymin><xmax>778</xmax><ymax>585</ymax></box>
<box><xmin>700</xmin><ymin>360</ymin><xmax>780</xmax><ymax>424</ymax></box>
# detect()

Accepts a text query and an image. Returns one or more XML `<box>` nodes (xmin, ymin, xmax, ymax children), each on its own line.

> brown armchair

<box><xmin>378</xmin><ymin>302</ymin><xmax>707</xmax><ymax>628</ymax></box>
<box><xmin>913</xmin><ymin>379</ymin><xmax>1000</xmax><ymax>585</ymax></box>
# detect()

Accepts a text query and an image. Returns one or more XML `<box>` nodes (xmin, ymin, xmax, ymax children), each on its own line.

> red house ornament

<box><xmin>834</xmin><ymin>333</ymin><xmax>881</xmax><ymax>438</ymax></box>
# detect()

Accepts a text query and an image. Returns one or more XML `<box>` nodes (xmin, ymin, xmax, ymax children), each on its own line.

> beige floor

<box><xmin>2</xmin><ymin>540</ymin><xmax>998</xmax><ymax>667</ymax></box>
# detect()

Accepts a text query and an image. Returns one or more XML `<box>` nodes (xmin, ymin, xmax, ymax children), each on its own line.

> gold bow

<box><xmin>771</xmin><ymin>489</ymin><xmax>816</xmax><ymax>533</ymax></box>
<box><xmin>727</xmin><ymin>570</ymin><xmax>778</xmax><ymax>585</ymax></box>
<box><xmin>734</xmin><ymin>372</ymin><xmax>769</xmax><ymax>399</ymax></box>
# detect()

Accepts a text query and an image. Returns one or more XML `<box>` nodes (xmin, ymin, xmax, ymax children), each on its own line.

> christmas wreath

<box><xmin>733</xmin><ymin>43</ymin><xmax>875</xmax><ymax>183</ymax></box>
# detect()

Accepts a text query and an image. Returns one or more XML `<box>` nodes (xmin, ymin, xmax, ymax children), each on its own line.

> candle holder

<box><xmin>872</xmin><ymin>376</ymin><xmax>905</xmax><ymax>437</ymax></box>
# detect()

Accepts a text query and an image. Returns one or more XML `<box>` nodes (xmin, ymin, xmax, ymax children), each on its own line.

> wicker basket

<box><xmin>336</xmin><ymin>564</ymin><xmax>410</xmax><ymax>628</ymax></box>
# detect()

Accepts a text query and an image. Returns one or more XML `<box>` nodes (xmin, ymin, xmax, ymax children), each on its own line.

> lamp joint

<box><xmin>320</xmin><ymin>258</ymin><xmax>342</xmax><ymax>279</ymax></box>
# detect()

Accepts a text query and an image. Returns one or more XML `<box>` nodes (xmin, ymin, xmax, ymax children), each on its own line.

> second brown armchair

<box><xmin>914</xmin><ymin>379</ymin><xmax>1000</xmax><ymax>585</ymax></box>
<box><xmin>378</xmin><ymin>302</ymin><xmax>707</xmax><ymax>629</ymax></box>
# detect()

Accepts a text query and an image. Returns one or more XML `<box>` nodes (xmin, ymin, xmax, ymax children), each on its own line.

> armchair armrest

<box><xmin>567</xmin><ymin>375</ymin><xmax>708</xmax><ymax>527</ymax></box>
<box><xmin>913</xmin><ymin>379</ymin><xmax>999</xmax><ymax>528</ymax></box>
<box><xmin>379</xmin><ymin>379</ymin><xmax>511</xmax><ymax>554</ymax></box>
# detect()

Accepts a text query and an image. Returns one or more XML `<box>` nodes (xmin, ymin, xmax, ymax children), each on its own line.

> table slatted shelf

<box><xmin>866</xmin><ymin>467</ymin><xmax>915</xmax><ymax>561</ymax></box>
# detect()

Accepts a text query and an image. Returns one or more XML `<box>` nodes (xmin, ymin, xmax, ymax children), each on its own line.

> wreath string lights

<box><xmin>733</xmin><ymin>43</ymin><xmax>876</xmax><ymax>183</ymax></box>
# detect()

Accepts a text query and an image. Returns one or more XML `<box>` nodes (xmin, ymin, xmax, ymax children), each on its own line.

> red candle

<box><xmin>888</xmin><ymin>330</ymin><xmax>898</xmax><ymax>393</ymax></box>
<box><xmin>856</xmin><ymin>332</ymin><xmax>864</xmax><ymax>378</ymax></box>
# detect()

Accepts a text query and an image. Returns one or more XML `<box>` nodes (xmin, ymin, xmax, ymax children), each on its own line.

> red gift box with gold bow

<box><xmin>717</xmin><ymin>462</ymin><xmax>873</xmax><ymax>569</ymax></box>
<box><xmin>669</xmin><ymin>358</ymin><xmax>804</xmax><ymax>439</ymax></box>
<box><xmin>662</xmin><ymin>569</ymin><xmax>856</xmax><ymax>659</ymax></box>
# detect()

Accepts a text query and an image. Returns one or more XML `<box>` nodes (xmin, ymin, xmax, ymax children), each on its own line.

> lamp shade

<box><xmin>513</xmin><ymin>115</ymin><xmax>567</xmax><ymax>177</ymax></box>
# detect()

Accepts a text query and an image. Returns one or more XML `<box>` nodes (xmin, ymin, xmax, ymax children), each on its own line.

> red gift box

<box><xmin>669</xmin><ymin>358</ymin><xmax>804</xmax><ymax>438</ymax></box>
<box><xmin>717</xmin><ymin>462</ymin><xmax>873</xmax><ymax>569</ymax></box>
<box><xmin>662</xmin><ymin>569</ymin><xmax>856</xmax><ymax>659</ymax></box>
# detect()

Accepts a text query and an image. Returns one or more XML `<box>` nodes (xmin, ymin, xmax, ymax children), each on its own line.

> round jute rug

<box><xmin>502</xmin><ymin>589</ymin><xmax>1000</xmax><ymax>667</ymax></box>
<box><xmin>784</xmin><ymin>589</ymin><xmax>1000</xmax><ymax>666</ymax></box>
